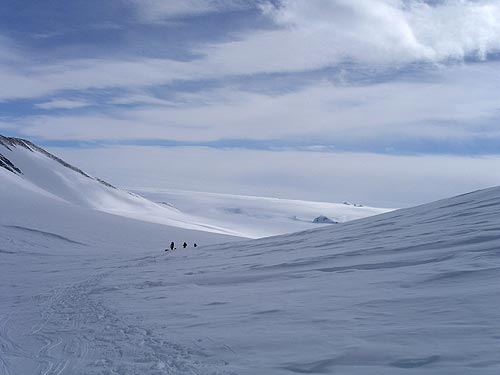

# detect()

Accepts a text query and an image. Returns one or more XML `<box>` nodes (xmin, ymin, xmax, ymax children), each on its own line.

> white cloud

<box><xmin>11</xmin><ymin>62</ymin><xmax>500</xmax><ymax>143</ymax></box>
<box><xmin>1</xmin><ymin>1</ymin><xmax>500</xmax><ymax>102</ymax></box>
<box><xmin>2</xmin><ymin>1</ymin><xmax>499</xmax><ymax>207</ymax></box>
<box><xmin>51</xmin><ymin>145</ymin><xmax>500</xmax><ymax>207</ymax></box>
<box><xmin>36</xmin><ymin>99</ymin><xmax>92</xmax><ymax>110</ymax></box>
<box><xmin>131</xmin><ymin>0</ymin><xmax>215</xmax><ymax>21</ymax></box>
<box><xmin>259</xmin><ymin>0</ymin><xmax>500</xmax><ymax>65</ymax></box>
<box><xmin>0</xmin><ymin>57</ymin><xmax>183</xmax><ymax>101</ymax></box>
<box><xmin>130</xmin><ymin>0</ymin><xmax>251</xmax><ymax>22</ymax></box>
<box><xmin>109</xmin><ymin>93</ymin><xmax>175</xmax><ymax>106</ymax></box>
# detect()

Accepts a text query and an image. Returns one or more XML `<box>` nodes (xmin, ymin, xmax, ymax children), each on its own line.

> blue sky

<box><xmin>2</xmin><ymin>0</ymin><xmax>500</xmax><ymax>206</ymax></box>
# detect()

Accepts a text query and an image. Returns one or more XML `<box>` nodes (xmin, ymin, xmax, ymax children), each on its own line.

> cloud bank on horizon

<box><xmin>1</xmin><ymin>0</ymin><xmax>500</xmax><ymax>206</ymax></box>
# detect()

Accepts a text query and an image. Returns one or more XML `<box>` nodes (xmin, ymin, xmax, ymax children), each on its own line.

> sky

<box><xmin>1</xmin><ymin>0</ymin><xmax>500</xmax><ymax>207</ymax></box>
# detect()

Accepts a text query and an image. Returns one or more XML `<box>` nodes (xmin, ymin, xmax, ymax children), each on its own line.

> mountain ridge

<box><xmin>0</xmin><ymin>134</ymin><xmax>116</xmax><ymax>188</ymax></box>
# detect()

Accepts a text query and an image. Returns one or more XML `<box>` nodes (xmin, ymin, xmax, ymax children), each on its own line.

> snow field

<box><xmin>2</xmin><ymin>136</ymin><xmax>500</xmax><ymax>373</ymax></box>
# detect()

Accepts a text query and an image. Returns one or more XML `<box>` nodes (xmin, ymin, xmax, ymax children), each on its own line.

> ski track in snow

<box><xmin>0</xmin><ymin>260</ymin><xmax>232</xmax><ymax>375</ymax></box>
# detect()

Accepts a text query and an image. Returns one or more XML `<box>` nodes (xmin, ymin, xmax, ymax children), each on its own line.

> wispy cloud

<box><xmin>109</xmin><ymin>93</ymin><xmax>176</xmax><ymax>106</ymax></box>
<box><xmin>35</xmin><ymin>99</ymin><xmax>92</xmax><ymax>110</ymax></box>
<box><xmin>11</xmin><ymin>62</ymin><xmax>500</xmax><ymax>149</ymax></box>
<box><xmin>261</xmin><ymin>0</ymin><xmax>500</xmax><ymax>64</ymax></box>
<box><xmin>2</xmin><ymin>1</ymin><xmax>500</xmax><ymax>102</ymax></box>
<box><xmin>129</xmin><ymin>0</ymin><xmax>253</xmax><ymax>22</ymax></box>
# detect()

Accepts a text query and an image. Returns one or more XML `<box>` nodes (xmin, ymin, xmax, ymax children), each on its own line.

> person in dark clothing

<box><xmin>193</xmin><ymin>243</ymin><xmax>197</xmax><ymax>248</ymax></box>
<box><xmin>182</xmin><ymin>242</ymin><xmax>188</xmax><ymax>249</ymax></box>
<box><xmin>169</xmin><ymin>241</ymin><xmax>175</xmax><ymax>251</ymax></box>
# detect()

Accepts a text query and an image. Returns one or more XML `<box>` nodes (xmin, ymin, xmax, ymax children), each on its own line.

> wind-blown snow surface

<box><xmin>2</xmin><ymin>157</ymin><xmax>500</xmax><ymax>374</ymax></box>
<box><xmin>133</xmin><ymin>188</ymin><xmax>390</xmax><ymax>238</ymax></box>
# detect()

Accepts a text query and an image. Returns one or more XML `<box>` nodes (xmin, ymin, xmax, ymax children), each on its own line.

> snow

<box><xmin>98</xmin><ymin>186</ymin><xmax>500</xmax><ymax>374</ymax></box>
<box><xmin>2</xmin><ymin>136</ymin><xmax>500</xmax><ymax>374</ymax></box>
<box><xmin>132</xmin><ymin>188</ymin><xmax>390</xmax><ymax>238</ymax></box>
<box><xmin>0</xmin><ymin>136</ymin><xmax>389</xmax><ymax>239</ymax></box>
<box><xmin>0</xmin><ymin>137</ymin><xmax>242</xmax><ymax>236</ymax></box>
<box><xmin>0</xmin><ymin>164</ymin><xmax>240</xmax><ymax>374</ymax></box>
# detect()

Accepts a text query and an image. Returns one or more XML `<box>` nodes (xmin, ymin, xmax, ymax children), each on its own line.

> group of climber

<box><xmin>165</xmin><ymin>241</ymin><xmax>197</xmax><ymax>252</ymax></box>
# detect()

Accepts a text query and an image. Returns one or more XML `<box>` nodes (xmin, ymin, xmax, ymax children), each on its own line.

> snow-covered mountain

<box><xmin>0</xmin><ymin>135</ymin><xmax>389</xmax><ymax>238</ymax></box>
<box><xmin>0</xmin><ymin>135</ymin><xmax>244</xmax><ymax>237</ymax></box>
<box><xmin>2</xmin><ymin>145</ymin><xmax>500</xmax><ymax>374</ymax></box>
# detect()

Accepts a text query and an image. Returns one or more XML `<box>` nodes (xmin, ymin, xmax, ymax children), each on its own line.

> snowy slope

<box><xmin>96</xmin><ymin>186</ymin><xmax>500</xmax><ymax>374</ymax></box>
<box><xmin>2</xmin><ymin>165</ymin><xmax>500</xmax><ymax>374</ymax></box>
<box><xmin>0</xmin><ymin>135</ymin><xmax>242</xmax><ymax>236</ymax></box>
<box><xmin>134</xmin><ymin>188</ymin><xmax>391</xmax><ymax>238</ymax></box>
<box><xmin>0</xmin><ymin>164</ymin><xmax>241</xmax><ymax>374</ymax></box>
<box><xmin>1</xmin><ymin>135</ymin><xmax>389</xmax><ymax>238</ymax></box>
